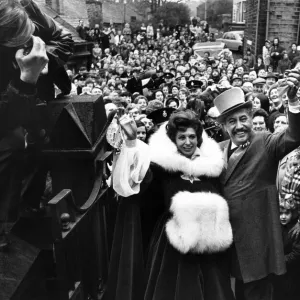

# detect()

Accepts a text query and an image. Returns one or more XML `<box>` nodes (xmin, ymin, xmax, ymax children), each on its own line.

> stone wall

<box><xmin>244</xmin><ymin>0</ymin><xmax>267</xmax><ymax>56</ymax></box>
<box><xmin>267</xmin><ymin>0</ymin><xmax>300</xmax><ymax>49</ymax></box>
<box><xmin>62</xmin><ymin>0</ymin><xmax>89</xmax><ymax>27</ymax></box>
<box><xmin>86</xmin><ymin>0</ymin><xmax>103</xmax><ymax>27</ymax></box>
<box><xmin>245</xmin><ymin>0</ymin><xmax>300</xmax><ymax>55</ymax></box>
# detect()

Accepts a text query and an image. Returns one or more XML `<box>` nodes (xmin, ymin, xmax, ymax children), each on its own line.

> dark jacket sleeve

<box><xmin>285</xmin><ymin>239</ymin><xmax>300</xmax><ymax>268</ymax></box>
<box><xmin>0</xmin><ymin>80</ymin><xmax>37</xmax><ymax>138</ymax></box>
<box><xmin>23</xmin><ymin>0</ymin><xmax>74</xmax><ymax>64</ymax></box>
<box><xmin>265</xmin><ymin>111</ymin><xmax>300</xmax><ymax>162</ymax></box>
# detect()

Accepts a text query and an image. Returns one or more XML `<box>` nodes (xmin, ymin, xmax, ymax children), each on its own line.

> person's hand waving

<box><xmin>286</xmin><ymin>69</ymin><xmax>300</xmax><ymax>102</ymax></box>
<box><xmin>119</xmin><ymin>114</ymin><xmax>137</xmax><ymax>141</ymax></box>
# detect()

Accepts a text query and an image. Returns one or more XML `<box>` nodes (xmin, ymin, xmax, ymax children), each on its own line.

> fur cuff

<box><xmin>165</xmin><ymin>191</ymin><xmax>233</xmax><ymax>254</ymax></box>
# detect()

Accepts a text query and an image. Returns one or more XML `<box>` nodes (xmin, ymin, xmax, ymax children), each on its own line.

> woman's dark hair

<box><xmin>120</xmin><ymin>91</ymin><xmax>132</xmax><ymax>98</ymax></box>
<box><xmin>253</xmin><ymin>108</ymin><xmax>269</xmax><ymax>129</ymax></box>
<box><xmin>255</xmin><ymin>93</ymin><xmax>270</xmax><ymax>113</ymax></box>
<box><xmin>186</xmin><ymin>98</ymin><xmax>205</xmax><ymax>120</ymax></box>
<box><xmin>268</xmin><ymin>112</ymin><xmax>285</xmax><ymax>133</ymax></box>
<box><xmin>155</xmin><ymin>90</ymin><xmax>164</xmax><ymax>99</ymax></box>
<box><xmin>273</xmin><ymin>37</ymin><xmax>280</xmax><ymax>45</ymax></box>
<box><xmin>166</xmin><ymin>110</ymin><xmax>203</xmax><ymax>146</ymax></box>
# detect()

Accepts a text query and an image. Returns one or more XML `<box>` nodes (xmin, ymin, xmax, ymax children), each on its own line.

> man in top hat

<box><xmin>214</xmin><ymin>70</ymin><xmax>300</xmax><ymax>300</ymax></box>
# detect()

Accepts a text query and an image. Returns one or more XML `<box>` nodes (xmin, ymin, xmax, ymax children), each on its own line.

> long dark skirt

<box><xmin>144</xmin><ymin>214</ymin><xmax>235</xmax><ymax>300</ymax></box>
<box><xmin>104</xmin><ymin>196</ymin><xmax>145</xmax><ymax>300</ymax></box>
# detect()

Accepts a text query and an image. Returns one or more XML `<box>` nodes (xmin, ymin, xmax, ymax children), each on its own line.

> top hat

<box><xmin>214</xmin><ymin>87</ymin><xmax>253</xmax><ymax>123</ymax></box>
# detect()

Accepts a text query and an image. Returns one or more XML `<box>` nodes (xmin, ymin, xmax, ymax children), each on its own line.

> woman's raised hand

<box><xmin>119</xmin><ymin>114</ymin><xmax>137</xmax><ymax>140</ymax></box>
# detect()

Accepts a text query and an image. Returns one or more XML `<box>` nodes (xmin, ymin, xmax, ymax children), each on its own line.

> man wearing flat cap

<box><xmin>252</xmin><ymin>78</ymin><xmax>266</xmax><ymax>93</ymax></box>
<box><xmin>214</xmin><ymin>70</ymin><xmax>300</xmax><ymax>300</ymax></box>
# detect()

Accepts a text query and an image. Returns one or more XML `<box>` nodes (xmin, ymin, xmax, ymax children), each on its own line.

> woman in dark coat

<box><xmin>270</xmin><ymin>37</ymin><xmax>285</xmax><ymax>70</ymax></box>
<box><xmin>106</xmin><ymin>110</ymin><xmax>234</xmax><ymax>300</ymax></box>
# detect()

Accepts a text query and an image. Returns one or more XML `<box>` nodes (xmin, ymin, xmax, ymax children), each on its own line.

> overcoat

<box><xmin>219</xmin><ymin>111</ymin><xmax>300</xmax><ymax>283</ymax></box>
<box><xmin>106</xmin><ymin>125</ymin><xmax>235</xmax><ymax>300</ymax></box>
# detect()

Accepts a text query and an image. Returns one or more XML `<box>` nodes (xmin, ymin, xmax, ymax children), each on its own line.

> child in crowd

<box><xmin>274</xmin><ymin>149</ymin><xmax>300</xmax><ymax>300</ymax></box>
<box><xmin>273</xmin><ymin>201</ymin><xmax>300</xmax><ymax>300</ymax></box>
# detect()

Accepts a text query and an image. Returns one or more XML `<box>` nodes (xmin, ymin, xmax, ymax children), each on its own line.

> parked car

<box><xmin>193</xmin><ymin>41</ymin><xmax>225</xmax><ymax>59</ymax></box>
<box><xmin>216</xmin><ymin>31</ymin><xmax>244</xmax><ymax>52</ymax></box>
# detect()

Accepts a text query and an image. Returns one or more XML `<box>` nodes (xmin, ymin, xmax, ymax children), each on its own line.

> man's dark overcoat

<box><xmin>219</xmin><ymin>111</ymin><xmax>300</xmax><ymax>283</ymax></box>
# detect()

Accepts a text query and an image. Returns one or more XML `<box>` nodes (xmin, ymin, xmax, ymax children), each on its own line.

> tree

<box><xmin>152</xmin><ymin>2</ymin><xmax>191</xmax><ymax>27</ymax></box>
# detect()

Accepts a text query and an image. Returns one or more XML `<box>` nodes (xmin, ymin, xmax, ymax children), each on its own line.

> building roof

<box><xmin>37</xmin><ymin>3</ymin><xmax>85</xmax><ymax>43</ymax></box>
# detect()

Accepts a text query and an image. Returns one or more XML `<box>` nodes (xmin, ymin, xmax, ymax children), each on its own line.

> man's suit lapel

<box><xmin>224</xmin><ymin>145</ymin><xmax>248</xmax><ymax>184</ymax></box>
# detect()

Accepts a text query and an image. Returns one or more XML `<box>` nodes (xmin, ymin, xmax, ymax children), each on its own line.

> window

<box><xmin>131</xmin><ymin>16</ymin><xmax>136</xmax><ymax>22</ymax></box>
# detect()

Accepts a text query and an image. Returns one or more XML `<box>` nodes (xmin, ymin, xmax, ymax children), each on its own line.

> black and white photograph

<box><xmin>1</xmin><ymin>0</ymin><xmax>300</xmax><ymax>299</ymax></box>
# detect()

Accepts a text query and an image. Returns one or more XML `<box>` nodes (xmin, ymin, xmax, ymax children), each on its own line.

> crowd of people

<box><xmin>68</xmin><ymin>27</ymin><xmax>300</xmax><ymax>145</ymax></box>
<box><xmin>71</xmin><ymin>19</ymin><xmax>300</xmax><ymax>300</ymax></box>
<box><xmin>2</xmin><ymin>0</ymin><xmax>300</xmax><ymax>300</ymax></box>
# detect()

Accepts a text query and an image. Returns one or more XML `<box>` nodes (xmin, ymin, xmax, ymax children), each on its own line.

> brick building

<box><xmin>102</xmin><ymin>1</ymin><xmax>146</xmax><ymax>27</ymax></box>
<box><xmin>244</xmin><ymin>0</ymin><xmax>300</xmax><ymax>56</ymax></box>
<box><xmin>197</xmin><ymin>0</ymin><xmax>233</xmax><ymax>29</ymax></box>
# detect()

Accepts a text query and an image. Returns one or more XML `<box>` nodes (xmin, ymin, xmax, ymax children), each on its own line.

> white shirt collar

<box><xmin>230</xmin><ymin>141</ymin><xmax>238</xmax><ymax>150</ymax></box>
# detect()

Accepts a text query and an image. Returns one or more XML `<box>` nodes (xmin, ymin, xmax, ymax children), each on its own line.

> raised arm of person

<box><xmin>0</xmin><ymin>36</ymin><xmax>49</xmax><ymax>135</ymax></box>
<box><xmin>265</xmin><ymin>70</ymin><xmax>300</xmax><ymax>161</ymax></box>
<box><xmin>23</xmin><ymin>0</ymin><xmax>73</xmax><ymax>64</ymax></box>
<box><xmin>112</xmin><ymin>114</ymin><xmax>151</xmax><ymax>197</ymax></box>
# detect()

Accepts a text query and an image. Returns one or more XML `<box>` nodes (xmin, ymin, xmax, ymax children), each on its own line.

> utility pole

<box><xmin>204</xmin><ymin>0</ymin><xmax>207</xmax><ymax>20</ymax></box>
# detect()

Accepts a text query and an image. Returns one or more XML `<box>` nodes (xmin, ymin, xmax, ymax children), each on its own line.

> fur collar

<box><xmin>148</xmin><ymin>123</ymin><xmax>224</xmax><ymax>177</ymax></box>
